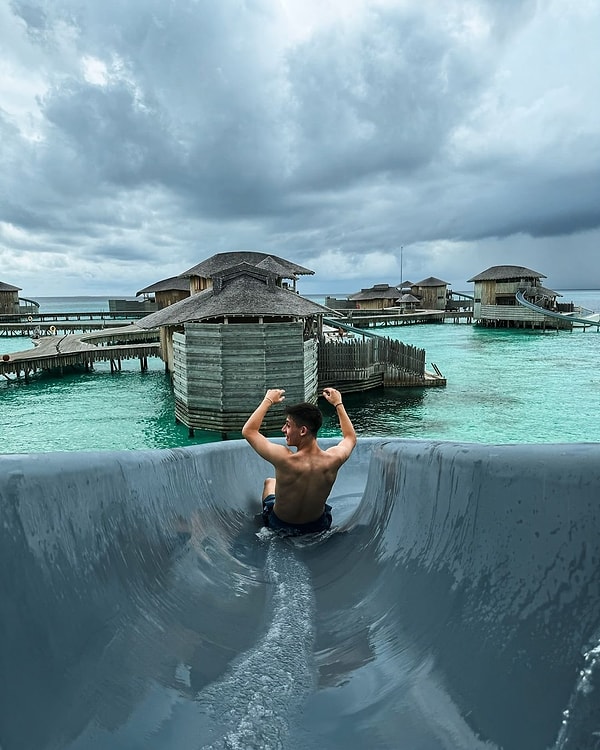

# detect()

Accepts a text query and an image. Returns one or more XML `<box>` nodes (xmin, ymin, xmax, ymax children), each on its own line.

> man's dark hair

<box><xmin>285</xmin><ymin>402</ymin><xmax>322</xmax><ymax>436</ymax></box>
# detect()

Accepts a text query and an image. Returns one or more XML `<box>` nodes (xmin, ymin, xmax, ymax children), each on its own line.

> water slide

<box><xmin>1</xmin><ymin>438</ymin><xmax>599</xmax><ymax>750</ymax></box>
<box><xmin>515</xmin><ymin>289</ymin><xmax>600</xmax><ymax>328</ymax></box>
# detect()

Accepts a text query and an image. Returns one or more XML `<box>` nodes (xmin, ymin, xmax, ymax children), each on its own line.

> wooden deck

<box><xmin>0</xmin><ymin>325</ymin><xmax>161</xmax><ymax>380</ymax></box>
<box><xmin>474</xmin><ymin>304</ymin><xmax>573</xmax><ymax>330</ymax></box>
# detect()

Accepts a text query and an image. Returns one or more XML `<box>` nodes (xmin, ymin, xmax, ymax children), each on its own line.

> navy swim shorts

<box><xmin>262</xmin><ymin>494</ymin><xmax>332</xmax><ymax>535</ymax></box>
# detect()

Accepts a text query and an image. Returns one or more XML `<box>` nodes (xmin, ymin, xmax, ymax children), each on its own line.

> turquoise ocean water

<box><xmin>1</xmin><ymin>291</ymin><xmax>599</xmax><ymax>453</ymax></box>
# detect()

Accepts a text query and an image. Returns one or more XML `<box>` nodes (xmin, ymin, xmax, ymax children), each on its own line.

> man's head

<box><xmin>283</xmin><ymin>402</ymin><xmax>322</xmax><ymax>442</ymax></box>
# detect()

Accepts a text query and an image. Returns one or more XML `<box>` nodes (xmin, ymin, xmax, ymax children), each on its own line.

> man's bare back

<box><xmin>264</xmin><ymin>442</ymin><xmax>347</xmax><ymax>523</ymax></box>
<box><xmin>242</xmin><ymin>387</ymin><xmax>357</xmax><ymax>530</ymax></box>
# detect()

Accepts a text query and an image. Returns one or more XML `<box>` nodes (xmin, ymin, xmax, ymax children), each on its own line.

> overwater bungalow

<box><xmin>410</xmin><ymin>277</ymin><xmax>450</xmax><ymax>311</ymax></box>
<box><xmin>0</xmin><ymin>281</ymin><xmax>20</xmax><ymax>316</ymax></box>
<box><xmin>468</xmin><ymin>265</ymin><xmax>570</xmax><ymax>330</ymax></box>
<box><xmin>0</xmin><ymin>281</ymin><xmax>39</xmax><ymax>318</ymax></box>
<box><xmin>136</xmin><ymin>261</ymin><xmax>337</xmax><ymax>434</ymax></box>
<box><xmin>136</xmin><ymin>276</ymin><xmax>191</xmax><ymax>310</ymax></box>
<box><xmin>349</xmin><ymin>284</ymin><xmax>401</xmax><ymax>310</ymax></box>
<box><xmin>348</xmin><ymin>278</ymin><xmax>451</xmax><ymax>312</ymax></box>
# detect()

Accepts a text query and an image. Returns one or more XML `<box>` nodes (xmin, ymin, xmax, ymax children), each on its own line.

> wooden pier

<box><xmin>0</xmin><ymin>325</ymin><xmax>160</xmax><ymax>381</ymax></box>
<box><xmin>0</xmin><ymin>311</ymin><xmax>150</xmax><ymax>337</ymax></box>
<box><xmin>341</xmin><ymin>310</ymin><xmax>472</xmax><ymax>328</ymax></box>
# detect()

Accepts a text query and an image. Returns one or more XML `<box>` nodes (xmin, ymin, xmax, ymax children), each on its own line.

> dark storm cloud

<box><xmin>7</xmin><ymin>1</ymin><xmax>497</xmax><ymax>214</ymax></box>
<box><xmin>285</xmin><ymin>6</ymin><xmax>492</xmax><ymax>191</ymax></box>
<box><xmin>42</xmin><ymin>79</ymin><xmax>182</xmax><ymax>187</ymax></box>
<box><xmin>469</xmin><ymin>170</ymin><xmax>600</xmax><ymax>241</ymax></box>
<box><xmin>0</xmin><ymin>0</ymin><xmax>599</xmax><ymax>294</ymax></box>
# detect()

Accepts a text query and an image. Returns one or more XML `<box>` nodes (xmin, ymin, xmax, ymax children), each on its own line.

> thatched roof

<box><xmin>414</xmin><ymin>276</ymin><xmax>449</xmax><ymax>287</ymax></box>
<box><xmin>349</xmin><ymin>284</ymin><xmax>399</xmax><ymax>301</ymax></box>
<box><xmin>180</xmin><ymin>252</ymin><xmax>314</xmax><ymax>280</ymax></box>
<box><xmin>0</xmin><ymin>282</ymin><xmax>21</xmax><ymax>292</ymax></box>
<box><xmin>137</xmin><ymin>263</ymin><xmax>338</xmax><ymax>328</ymax></box>
<box><xmin>468</xmin><ymin>265</ymin><xmax>546</xmax><ymax>283</ymax></box>
<box><xmin>398</xmin><ymin>293</ymin><xmax>420</xmax><ymax>303</ymax></box>
<box><xmin>255</xmin><ymin>256</ymin><xmax>295</xmax><ymax>277</ymax></box>
<box><xmin>136</xmin><ymin>276</ymin><xmax>190</xmax><ymax>296</ymax></box>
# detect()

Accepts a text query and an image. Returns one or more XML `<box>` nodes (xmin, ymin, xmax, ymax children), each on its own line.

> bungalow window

<box><xmin>496</xmin><ymin>294</ymin><xmax>516</xmax><ymax>306</ymax></box>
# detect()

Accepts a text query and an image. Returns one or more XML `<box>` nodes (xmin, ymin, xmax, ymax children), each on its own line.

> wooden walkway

<box><xmin>0</xmin><ymin>311</ymin><xmax>150</xmax><ymax>337</ymax></box>
<box><xmin>341</xmin><ymin>310</ymin><xmax>472</xmax><ymax>328</ymax></box>
<box><xmin>0</xmin><ymin>325</ymin><xmax>160</xmax><ymax>381</ymax></box>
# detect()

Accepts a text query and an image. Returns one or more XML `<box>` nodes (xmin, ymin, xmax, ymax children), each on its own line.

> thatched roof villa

<box><xmin>137</xmin><ymin>259</ymin><xmax>338</xmax><ymax>435</ymax></box>
<box><xmin>468</xmin><ymin>264</ymin><xmax>569</xmax><ymax>329</ymax></box>
<box><xmin>349</xmin><ymin>284</ymin><xmax>400</xmax><ymax>310</ymax></box>
<box><xmin>0</xmin><ymin>280</ymin><xmax>39</xmax><ymax>317</ymax></box>
<box><xmin>410</xmin><ymin>277</ymin><xmax>450</xmax><ymax>310</ymax></box>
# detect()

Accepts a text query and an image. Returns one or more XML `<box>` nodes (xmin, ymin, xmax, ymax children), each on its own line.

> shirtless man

<box><xmin>242</xmin><ymin>387</ymin><xmax>357</xmax><ymax>534</ymax></box>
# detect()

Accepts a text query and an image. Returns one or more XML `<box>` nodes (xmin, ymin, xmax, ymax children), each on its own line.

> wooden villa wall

<box><xmin>474</xmin><ymin>280</ymin><xmax>527</xmax><ymax>310</ymax></box>
<box><xmin>356</xmin><ymin>297</ymin><xmax>396</xmax><ymax>311</ymax></box>
<box><xmin>0</xmin><ymin>290</ymin><xmax>19</xmax><ymax>316</ymax></box>
<box><xmin>473</xmin><ymin>280</ymin><xmax>498</xmax><ymax>316</ymax></box>
<box><xmin>173</xmin><ymin>322</ymin><xmax>318</xmax><ymax>433</ymax></box>
<box><xmin>189</xmin><ymin>277</ymin><xmax>211</xmax><ymax>294</ymax></box>
<box><xmin>161</xmin><ymin>328</ymin><xmax>174</xmax><ymax>372</ymax></box>
<box><xmin>156</xmin><ymin>290</ymin><xmax>190</xmax><ymax>310</ymax></box>
<box><xmin>418</xmin><ymin>286</ymin><xmax>446</xmax><ymax>310</ymax></box>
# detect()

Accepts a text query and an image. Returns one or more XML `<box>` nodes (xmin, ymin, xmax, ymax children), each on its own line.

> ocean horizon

<box><xmin>23</xmin><ymin>288</ymin><xmax>600</xmax><ymax>309</ymax></box>
<box><xmin>1</xmin><ymin>289</ymin><xmax>599</xmax><ymax>454</ymax></box>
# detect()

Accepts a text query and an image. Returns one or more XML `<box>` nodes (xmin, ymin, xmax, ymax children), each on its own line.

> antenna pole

<box><xmin>400</xmin><ymin>245</ymin><xmax>404</xmax><ymax>286</ymax></box>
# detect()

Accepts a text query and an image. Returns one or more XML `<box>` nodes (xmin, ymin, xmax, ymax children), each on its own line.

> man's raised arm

<box><xmin>242</xmin><ymin>388</ymin><xmax>288</xmax><ymax>462</ymax></box>
<box><xmin>322</xmin><ymin>387</ymin><xmax>357</xmax><ymax>462</ymax></box>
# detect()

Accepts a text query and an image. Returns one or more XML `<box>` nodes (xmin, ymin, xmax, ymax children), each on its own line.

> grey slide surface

<box><xmin>1</xmin><ymin>438</ymin><xmax>599</xmax><ymax>749</ymax></box>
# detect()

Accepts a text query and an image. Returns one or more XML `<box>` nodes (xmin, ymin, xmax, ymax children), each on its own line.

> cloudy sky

<box><xmin>1</xmin><ymin>0</ymin><xmax>599</xmax><ymax>298</ymax></box>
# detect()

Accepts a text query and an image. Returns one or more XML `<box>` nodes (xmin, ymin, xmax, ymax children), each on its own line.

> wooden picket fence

<box><xmin>318</xmin><ymin>336</ymin><xmax>426</xmax><ymax>391</ymax></box>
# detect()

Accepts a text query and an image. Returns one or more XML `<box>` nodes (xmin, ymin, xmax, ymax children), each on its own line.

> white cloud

<box><xmin>81</xmin><ymin>56</ymin><xmax>108</xmax><ymax>85</ymax></box>
<box><xmin>306</xmin><ymin>248</ymin><xmax>400</xmax><ymax>281</ymax></box>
